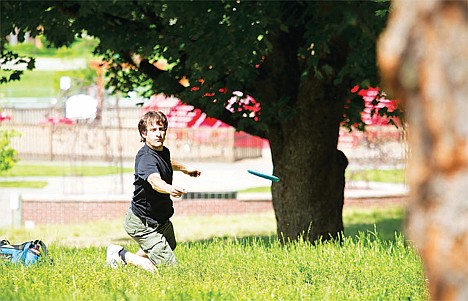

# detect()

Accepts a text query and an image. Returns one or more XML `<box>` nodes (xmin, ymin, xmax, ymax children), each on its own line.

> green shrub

<box><xmin>0</xmin><ymin>129</ymin><xmax>20</xmax><ymax>172</ymax></box>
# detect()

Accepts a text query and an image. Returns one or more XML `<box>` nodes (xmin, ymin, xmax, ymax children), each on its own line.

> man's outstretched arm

<box><xmin>171</xmin><ymin>160</ymin><xmax>201</xmax><ymax>177</ymax></box>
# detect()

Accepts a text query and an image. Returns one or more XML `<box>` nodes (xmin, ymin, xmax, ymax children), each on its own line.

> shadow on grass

<box><xmin>181</xmin><ymin>214</ymin><xmax>405</xmax><ymax>248</ymax></box>
<box><xmin>344</xmin><ymin>215</ymin><xmax>404</xmax><ymax>241</ymax></box>
<box><xmin>182</xmin><ymin>235</ymin><xmax>278</xmax><ymax>249</ymax></box>
<box><xmin>180</xmin><ymin>208</ymin><xmax>404</xmax><ymax>247</ymax></box>
<box><xmin>1</xmin><ymin>208</ymin><xmax>405</xmax><ymax>249</ymax></box>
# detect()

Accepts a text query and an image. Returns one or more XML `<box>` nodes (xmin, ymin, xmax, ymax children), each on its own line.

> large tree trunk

<box><xmin>378</xmin><ymin>0</ymin><xmax>468</xmax><ymax>299</ymax></box>
<box><xmin>269</xmin><ymin>78</ymin><xmax>348</xmax><ymax>243</ymax></box>
<box><xmin>253</xmin><ymin>17</ymin><xmax>350</xmax><ymax>243</ymax></box>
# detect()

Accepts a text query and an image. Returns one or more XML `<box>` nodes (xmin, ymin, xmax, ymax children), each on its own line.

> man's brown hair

<box><xmin>138</xmin><ymin>111</ymin><xmax>168</xmax><ymax>142</ymax></box>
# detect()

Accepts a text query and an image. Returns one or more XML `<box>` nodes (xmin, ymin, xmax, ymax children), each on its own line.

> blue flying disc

<box><xmin>247</xmin><ymin>170</ymin><xmax>280</xmax><ymax>182</ymax></box>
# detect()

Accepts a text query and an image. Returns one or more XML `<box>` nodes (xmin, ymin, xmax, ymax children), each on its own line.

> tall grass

<box><xmin>0</xmin><ymin>208</ymin><xmax>429</xmax><ymax>300</ymax></box>
<box><xmin>0</xmin><ymin>234</ymin><xmax>428</xmax><ymax>301</ymax></box>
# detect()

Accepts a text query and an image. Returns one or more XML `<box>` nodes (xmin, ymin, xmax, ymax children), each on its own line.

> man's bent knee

<box><xmin>147</xmin><ymin>240</ymin><xmax>176</xmax><ymax>266</ymax></box>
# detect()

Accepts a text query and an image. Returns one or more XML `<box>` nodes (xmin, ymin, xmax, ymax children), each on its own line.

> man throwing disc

<box><xmin>106</xmin><ymin>111</ymin><xmax>201</xmax><ymax>272</ymax></box>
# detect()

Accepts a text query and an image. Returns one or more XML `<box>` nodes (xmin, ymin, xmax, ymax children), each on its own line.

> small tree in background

<box><xmin>0</xmin><ymin>130</ymin><xmax>19</xmax><ymax>173</ymax></box>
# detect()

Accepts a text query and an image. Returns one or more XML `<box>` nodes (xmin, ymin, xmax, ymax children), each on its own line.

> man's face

<box><xmin>143</xmin><ymin>122</ymin><xmax>166</xmax><ymax>151</ymax></box>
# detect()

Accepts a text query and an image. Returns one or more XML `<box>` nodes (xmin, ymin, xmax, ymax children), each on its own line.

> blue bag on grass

<box><xmin>0</xmin><ymin>239</ymin><xmax>51</xmax><ymax>265</ymax></box>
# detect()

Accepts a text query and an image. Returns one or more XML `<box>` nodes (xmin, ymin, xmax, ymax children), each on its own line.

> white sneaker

<box><xmin>106</xmin><ymin>244</ymin><xmax>124</xmax><ymax>268</ymax></box>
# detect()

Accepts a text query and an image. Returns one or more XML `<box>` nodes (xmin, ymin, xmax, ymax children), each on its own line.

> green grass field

<box><xmin>0</xmin><ymin>70</ymin><xmax>94</xmax><ymax>98</ymax></box>
<box><xmin>1</xmin><ymin>37</ymin><xmax>99</xmax><ymax>98</ymax></box>
<box><xmin>0</xmin><ymin>181</ymin><xmax>48</xmax><ymax>188</ymax></box>
<box><xmin>1</xmin><ymin>163</ymin><xmax>133</xmax><ymax>177</ymax></box>
<box><xmin>0</xmin><ymin>163</ymin><xmax>133</xmax><ymax>188</ymax></box>
<box><xmin>346</xmin><ymin>169</ymin><xmax>406</xmax><ymax>183</ymax></box>
<box><xmin>0</xmin><ymin>209</ymin><xmax>429</xmax><ymax>301</ymax></box>
<box><xmin>5</xmin><ymin>36</ymin><xmax>99</xmax><ymax>59</ymax></box>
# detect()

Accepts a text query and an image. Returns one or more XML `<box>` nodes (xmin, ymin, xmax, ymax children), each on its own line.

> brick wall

<box><xmin>19</xmin><ymin>194</ymin><xmax>405</xmax><ymax>225</ymax></box>
<box><xmin>20</xmin><ymin>195</ymin><xmax>273</xmax><ymax>225</ymax></box>
<box><xmin>174</xmin><ymin>199</ymin><xmax>273</xmax><ymax>216</ymax></box>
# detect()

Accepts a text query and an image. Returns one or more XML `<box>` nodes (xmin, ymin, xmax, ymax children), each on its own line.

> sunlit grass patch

<box><xmin>0</xmin><ymin>208</ymin><xmax>428</xmax><ymax>300</ymax></box>
<box><xmin>0</xmin><ymin>181</ymin><xmax>48</xmax><ymax>188</ymax></box>
<box><xmin>0</xmin><ymin>163</ymin><xmax>133</xmax><ymax>177</ymax></box>
<box><xmin>346</xmin><ymin>169</ymin><xmax>406</xmax><ymax>183</ymax></box>
<box><xmin>0</xmin><ymin>233</ymin><xmax>428</xmax><ymax>301</ymax></box>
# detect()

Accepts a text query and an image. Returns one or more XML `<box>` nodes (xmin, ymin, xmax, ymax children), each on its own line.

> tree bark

<box><xmin>269</xmin><ymin>78</ymin><xmax>348</xmax><ymax>243</ymax></box>
<box><xmin>378</xmin><ymin>0</ymin><xmax>468</xmax><ymax>299</ymax></box>
<box><xmin>252</xmin><ymin>23</ymin><xmax>349</xmax><ymax>243</ymax></box>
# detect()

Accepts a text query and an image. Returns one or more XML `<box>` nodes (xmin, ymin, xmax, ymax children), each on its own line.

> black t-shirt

<box><xmin>131</xmin><ymin>144</ymin><xmax>174</xmax><ymax>224</ymax></box>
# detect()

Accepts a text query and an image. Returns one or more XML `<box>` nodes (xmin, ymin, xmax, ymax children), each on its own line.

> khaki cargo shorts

<box><xmin>123</xmin><ymin>207</ymin><xmax>177</xmax><ymax>266</ymax></box>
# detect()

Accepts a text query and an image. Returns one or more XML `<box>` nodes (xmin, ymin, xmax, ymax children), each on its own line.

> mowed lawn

<box><xmin>0</xmin><ymin>208</ymin><xmax>429</xmax><ymax>301</ymax></box>
<box><xmin>0</xmin><ymin>163</ymin><xmax>133</xmax><ymax>188</ymax></box>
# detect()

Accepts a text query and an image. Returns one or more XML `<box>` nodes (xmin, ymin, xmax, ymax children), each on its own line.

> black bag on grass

<box><xmin>0</xmin><ymin>239</ymin><xmax>52</xmax><ymax>265</ymax></box>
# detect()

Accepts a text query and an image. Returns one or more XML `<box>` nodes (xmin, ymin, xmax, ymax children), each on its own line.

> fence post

<box><xmin>49</xmin><ymin>125</ymin><xmax>54</xmax><ymax>161</ymax></box>
<box><xmin>226</xmin><ymin>127</ymin><xmax>235</xmax><ymax>161</ymax></box>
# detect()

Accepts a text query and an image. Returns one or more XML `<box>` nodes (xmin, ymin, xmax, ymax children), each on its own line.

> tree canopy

<box><xmin>1</xmin><ymin>1</ymin><xmax>391</xmax><ymax>137</ymax></box>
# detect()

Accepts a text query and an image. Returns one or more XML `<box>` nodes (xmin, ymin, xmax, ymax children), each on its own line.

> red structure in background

<box><xmin>143</xmin><ymin>94</ymin><xmax>225</xmax><ymax>128</ymax></box>
<box><xmin>0</xmin><ymin>112</ymin><xmax>12</xmax><ymax>122</ymax></box>
<box><xmin>39</xmin><ymin>116</ymin><xmax>75</xmax><ymax>125</ymax></box>
<box><xmin>353</xmin><ymin>86</ymin><xmax>401</xmax><ymax>126</ymax></box>
<box><xmin>339</xmin><ymin>87</ymin><xmax>403</xmax><ymax>149</ymax></box>
<box><xmin>142</xmin><ymin>94</ymin><xmax>266</xmax><ymax>149</ymax></box>
<box><xmin>141</xmin><ymin>87</ymin><xmax>400</xmax><ymax>151</ymax></box>
<box><xmin>143</xmin><ymin>87</ymin><xmax>399</xmax><ymax>129</ymax></box>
